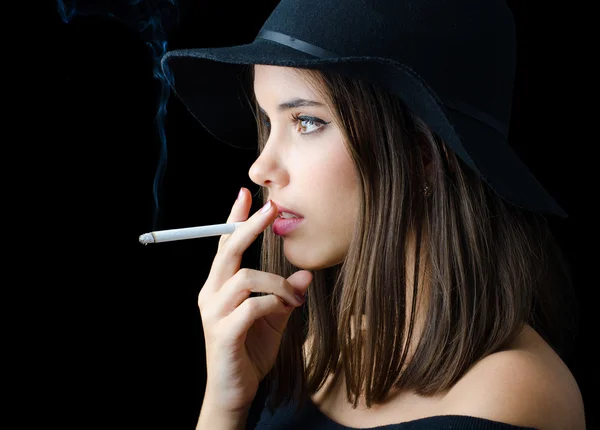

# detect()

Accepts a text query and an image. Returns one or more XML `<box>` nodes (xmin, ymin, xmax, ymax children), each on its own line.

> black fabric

<box><xmin>160</xmin><ymin>0</ymin><xmax>568</xmax><ymax>218</ymax></box>
<box><xmin>250</xmin><ymin>397</ymin><xmax>538</xmax><ymax>429</ymax></box>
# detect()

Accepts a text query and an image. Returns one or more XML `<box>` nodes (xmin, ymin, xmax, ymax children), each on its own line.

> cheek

<box><xmin>299</xmin><ymin>140</ymin><xmax>356</xmax><ymax>187</ymax></box>
<box><xmin>284</xmin><ymin>145</ymin><xmax>358</xmax><ymax>269</ymax></box>
<box><xmin>304</xmin><ymin>149</ymin><xmax>359</xmax><ymax>219</ymax></box>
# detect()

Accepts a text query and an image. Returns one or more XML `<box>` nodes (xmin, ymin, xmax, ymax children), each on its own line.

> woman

<box><xmin>160</xmin><ymin>0</ymin><xmax>585</xmax><ymax>428</ymax></box>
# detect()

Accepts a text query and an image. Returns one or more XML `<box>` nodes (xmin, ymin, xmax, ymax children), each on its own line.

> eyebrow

<box><xmin>258</xmin><ymin>98</ymin><xmax>325</xmax><ymax>114</ymax></box>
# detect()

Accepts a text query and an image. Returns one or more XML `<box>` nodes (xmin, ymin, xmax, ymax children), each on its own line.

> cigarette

<box><xmin>139</xmin><ymin>221</ymin><xmax>245</xmax><ymax>244</ymax></box>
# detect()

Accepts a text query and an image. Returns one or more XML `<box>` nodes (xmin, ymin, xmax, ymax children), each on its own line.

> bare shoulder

<box><xmin>443</xmin><ymin>325</ymin><xmax>586</xmax><ymax>430</ymax></box>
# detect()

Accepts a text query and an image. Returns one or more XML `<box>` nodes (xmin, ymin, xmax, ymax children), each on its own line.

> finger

<box><xmin>206</xmin><ymin>199</ymin><xmax>279</xmax><ymax>292</ymax></box>
<box><xmin>214</xmin><ymin>269</ymin><xmax>307</xmax><ymax>317</ymax></box>
<box><xmin>226</xmin><ymin>294</ymin><xmax>293</xmax><ymax>343</ymax></box>
<box><xmin>219</xmin><ymin>187</ymin><xmax>252</xmax><ymax>247</ymax></box>
<box><xmin>261</xmin><ymin>270</ymin><xmax>313</xmax><ymax>331</ymax></box>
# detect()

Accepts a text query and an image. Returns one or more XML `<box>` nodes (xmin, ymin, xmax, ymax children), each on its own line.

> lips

<box><xmin>271</xmin><ymin>202</ymin><xmax>305</xmax><ymax>236</ymax></box>
<box><xmin>273</xmin><ymin>203</ymin><xmax>304</xmax><ymax>218</ymax></box>
<box><xmin>273</xmin><ymin>216</ymin><xmax>304</xmax><ymax>236</ymax></box>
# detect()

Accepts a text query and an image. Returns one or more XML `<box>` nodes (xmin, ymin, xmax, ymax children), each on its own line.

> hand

<box><xmin>199</xmin><ymin>187</ymin><xmax>312</xmax><ymax>414</ymax></box>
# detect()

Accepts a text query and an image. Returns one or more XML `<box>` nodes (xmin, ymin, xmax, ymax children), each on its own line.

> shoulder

<box><xmin>442</xmin><ymin>325</ymin><xmax>585</xmax><ymax>430</ymax></box>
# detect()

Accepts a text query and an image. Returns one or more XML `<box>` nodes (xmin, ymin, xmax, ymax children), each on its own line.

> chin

<box><xmin>283</xmin><ymin>243</ymin><xmax>345</xmax><ymax>270</ymax></box>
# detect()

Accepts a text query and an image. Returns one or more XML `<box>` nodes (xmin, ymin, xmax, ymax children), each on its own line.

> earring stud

<box><xmin>422</xmin><ymin>182</ymin><xmax>433</xmax><ymax>197</ymax></box>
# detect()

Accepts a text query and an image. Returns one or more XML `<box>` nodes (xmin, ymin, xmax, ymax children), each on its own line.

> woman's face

<box><xmin>250</xmin><ymin>65</ymin><xmax>360</xmax><ymax>270</ymax></box>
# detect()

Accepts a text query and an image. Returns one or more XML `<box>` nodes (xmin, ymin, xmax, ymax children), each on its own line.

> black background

<box><xmin>49</xmin><ymin>1</ymin><xmax>594</xmax><ymax>429</ymax></box>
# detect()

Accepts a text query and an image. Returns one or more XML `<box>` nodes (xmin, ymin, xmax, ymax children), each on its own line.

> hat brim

<box><xmin>161</xmin><ymin>39</ymin><xmax>567</xmax><ymax>217</ymax></box>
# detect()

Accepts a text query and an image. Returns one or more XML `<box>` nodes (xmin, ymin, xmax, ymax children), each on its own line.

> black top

<box><xmin>249</xmin><ymin>395</ymin><xmax>537</xmax><ymax>430</ymax></box>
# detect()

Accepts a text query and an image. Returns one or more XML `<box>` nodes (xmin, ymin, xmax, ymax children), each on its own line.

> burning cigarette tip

<box><xmin>138</xmin><ymin>233</ymin><xmax>155</xmax><ymax>245</ymax></box>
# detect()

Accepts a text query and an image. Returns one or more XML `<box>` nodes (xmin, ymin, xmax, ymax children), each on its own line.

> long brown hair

<box><xmin>247</xmin><ymin>65</ymin><xmax>576</xmax><ymax>412</ymax></box>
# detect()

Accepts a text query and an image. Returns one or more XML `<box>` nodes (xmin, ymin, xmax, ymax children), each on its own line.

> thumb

<box><xmin>287</xmin><ymin>270</ymin><xmax>313</xmax><ymax>299</ymax></box>
<box><xmin>265</xmin><ymin>270</ymin><xmax>312</xmax><ymax>334</ymax></box>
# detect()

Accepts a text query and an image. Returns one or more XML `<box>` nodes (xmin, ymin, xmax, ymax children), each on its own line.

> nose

<box><xmin>248</xmin><ymin>138</ymin><xmax>288</xmax><ymax>188</ymax></box>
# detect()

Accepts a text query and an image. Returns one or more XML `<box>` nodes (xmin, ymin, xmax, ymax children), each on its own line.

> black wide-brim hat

<box><xmin>161</xmin><ymin>0</ymin><xmax>567</xmax><ymax>218</ymax></box>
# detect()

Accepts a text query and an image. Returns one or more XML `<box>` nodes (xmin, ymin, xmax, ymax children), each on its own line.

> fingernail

<box><xmin>294</xmin><ymin>293</ymin><xmax>306</xmax><ymax>304</ymax></box>
<box><xmin>259</xmin><ymin>200</ymin><xmax>272</xmax><ymax>214</ymax></box>
<box><xmin>237</xmin><ymin>188</ymin><xmax>244</xmax><ymax>201</ymax></box>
